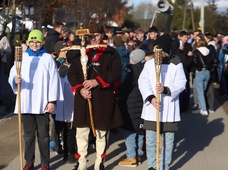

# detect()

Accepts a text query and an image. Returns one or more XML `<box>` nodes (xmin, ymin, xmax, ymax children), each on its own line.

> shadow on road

<box><xmin>170</xmin><ymin>113</ymin><xmax>224</xmax><ymax>169</ymax></box>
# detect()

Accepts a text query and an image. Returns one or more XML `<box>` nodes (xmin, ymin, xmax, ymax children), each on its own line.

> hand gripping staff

<box><xmin>15</xmin><ymin>46</ymin><xmax>23</xmax><ymax>170</ymax></box>
<box><xmin>154</xmin><ymin>48</ymin><xmax>163</xmax><ymax>170</ymax></box>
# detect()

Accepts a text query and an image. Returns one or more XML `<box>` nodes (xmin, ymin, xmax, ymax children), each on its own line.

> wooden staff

<box><xmin>154</xmin><ymin>48</ymin><xmax>163</xmax><ymax>170</ymax></box>
<box><xmin>15</xmin><ymin>46</ymin><xmax>23</xmax><ymax>170</ymax></box>
<box><xmin>60</xmin><ymin>44</ymin><xmax>107</xmax><ymax>52</ymax></box>
<box><xmin>76</xmin><ymin>23</ymin><xmax>96</xmax><ymax>137</ymax></box>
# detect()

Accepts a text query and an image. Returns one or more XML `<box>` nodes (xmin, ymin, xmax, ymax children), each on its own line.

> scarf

<box><xmin>86</xmin><ymin>42</ymin><xmax>106</xmax><ymax>62</ymax></box>
<box><xmin>26</xmin><ymin>46</ymin><xmax>46</xmax><ymax>57</ymax></box>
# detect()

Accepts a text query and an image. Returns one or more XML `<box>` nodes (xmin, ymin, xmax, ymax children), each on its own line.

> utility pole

<box><xmin>189</xmin><ymin>0</ymin><xmax>195</xmax><ymax>31</ymax></box>
<box><xmin>182</xmin><ymin>0</ymin><xmax>187</xmax><ymax>30</ymax></box>
<box><xmin>199</xmin><ymin>0</ymin><xmax>204</xmax><ymax>33</ymax></box>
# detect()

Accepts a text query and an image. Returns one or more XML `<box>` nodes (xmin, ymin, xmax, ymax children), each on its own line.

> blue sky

<box><xmin>128</xmin><ymin>0</ymin><xmax>228</xmax><ymax>12</ymax></box>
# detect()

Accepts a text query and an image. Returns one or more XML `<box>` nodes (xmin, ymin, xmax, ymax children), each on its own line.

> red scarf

<box><xmin>86</xmin><ymin>42</ymin><xmax>106</xmax><ymax>62</ymax></box>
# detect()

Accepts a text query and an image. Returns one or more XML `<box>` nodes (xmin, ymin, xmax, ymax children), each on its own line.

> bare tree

<box><xmin>133</xmin><ymin>3</ymin><xmax>155</xmax><ymax>20</ymax></box>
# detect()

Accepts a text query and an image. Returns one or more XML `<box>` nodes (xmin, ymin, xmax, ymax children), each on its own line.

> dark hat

<box><xmin>41</xmin><ymin>26</ymin><xmax>48</xmax><ymax>32</ymax></box>
<box><xmin>113</xmin><ymin>35</ymin><xmax>124</xmax><ymax>48</ymax></box>
<box><xmin>130</xmin><ymin>49</ymin><xmax>145</xmax><ymax>64</ymax></box>
<box><xmin>88</xmin><ymin>23</ymin><xmax>104</xmax><ymax>33</ymax></box>
<box><xmin>54</xmin><ymin>41</ymin><xmax>67</xmax><ymax>55</ymax></box>
<box><xmin>114</xmin><ymin>27</ymin><xmax>124</xmax><ymax>35</ymax></box>
<box><xmin>154</xmin><ymin>34</ymin><xmax>172</xmax><ymax>54</ymax></box>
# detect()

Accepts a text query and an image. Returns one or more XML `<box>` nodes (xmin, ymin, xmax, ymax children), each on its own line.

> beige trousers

<box><xmin>76</xmin><ymin>127</ymin><xmax>108</xmax><ymax>170</ymax></box>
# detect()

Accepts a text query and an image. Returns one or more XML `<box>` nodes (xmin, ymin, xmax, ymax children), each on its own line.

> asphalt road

<box><xmin>0</xmin><ymin>88</ymin><xmax>228</xmax><ymax>170</ymax></box>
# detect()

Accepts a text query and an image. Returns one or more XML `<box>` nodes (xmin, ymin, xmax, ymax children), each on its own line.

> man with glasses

<box><xmin>68</xmin><ymin>22</ymin><xmax>123</xmax><ymax>170</ymax></box>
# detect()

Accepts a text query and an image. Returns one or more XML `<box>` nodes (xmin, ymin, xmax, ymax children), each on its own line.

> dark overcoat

<box><xmin>67</xmin><ymin>46</ymin><xmax>123</xmax><ymax>130</ymax></box>
<box><xmin>118</xmin><ymin>62</ymin><xmax>145</xmax><ymax>134</ymax></box>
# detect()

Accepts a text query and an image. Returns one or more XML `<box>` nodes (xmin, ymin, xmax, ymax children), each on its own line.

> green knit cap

<box><xmin>28</xmin><ymin>29</ymin><xmax>44</xmax><ymax>43</ymax></box>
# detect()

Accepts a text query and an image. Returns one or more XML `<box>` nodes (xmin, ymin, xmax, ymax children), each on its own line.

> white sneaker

<box><xmin>192</xmin><ymin>109</ymin><xmax>200</xmax><ymax>114</ymax></box>
<box><xmin>208</xmin><ymin>109</ymin><xmax>215</xmax><ymax>114</ymax></box>
<box><xmin>200</xmin><ymin>110</ymin><xmax>208</xmax><ymax>116</ymax></box>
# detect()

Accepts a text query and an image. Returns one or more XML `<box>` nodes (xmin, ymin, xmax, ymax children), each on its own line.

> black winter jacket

<box><xmin>118</xmin><ymin>61</ymin><xmax>145</xmax><ymax>134</ymax></box>
<box><xmin>45</xmin><ymin>29</ymin><xmax>63</xmax><ymax>54</ymax></box>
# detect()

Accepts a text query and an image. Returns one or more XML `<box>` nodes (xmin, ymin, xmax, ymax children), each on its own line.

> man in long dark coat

<box><xmin>67</xmin><ymin>22</ymin><xmax>123</xmax><ymax>170</ymax></box>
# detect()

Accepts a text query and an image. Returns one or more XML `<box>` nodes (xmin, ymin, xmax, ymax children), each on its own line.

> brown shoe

<box><xmin>118</xmin><ymin>158</ymin><xmax>137</xmax><ymax>167</ymax></box>
<box><xmin>41</xmin><ymin>164</ymin><xmax>49</xmax><ymax>170</ymax></box>
<box><xmin>23</xmin><ymin>163</ymin><xmax>34</xmax><ymax>170</ymax></box>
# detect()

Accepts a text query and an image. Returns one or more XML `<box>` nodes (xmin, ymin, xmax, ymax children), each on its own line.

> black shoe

<box><xmin>73</xmin><ymin>162</ymin><xmax>79</xmax><ymax>170</ymax></box>
<box><xmin>99</xmin><ymin>163</ymin><xmax>104</xmax><ymax>170</ymax></box>
<box><xmin>66</xmin><ymin>154</ymin><xmax>77</xmax><ymax>164</ymax></box>
<box><xmin>191</xmin><ymin>104</ymin><xmax>198</xmax><ymax>110</ymax></box>
<box><xmin>63</xmin><ymin>154</ymin><xmax>67</xmax><ymax>162</ymax></box>
<box><xmin>148</xmin><ymin>168</ymin><xmax>156</xmax><ymax>170</ymax></box>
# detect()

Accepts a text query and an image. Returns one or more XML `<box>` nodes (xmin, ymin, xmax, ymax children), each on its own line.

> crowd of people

<box><xmin>0</xmin><ymin>20</ymin><xmax>228</xmax><ymax>170</ymax></box>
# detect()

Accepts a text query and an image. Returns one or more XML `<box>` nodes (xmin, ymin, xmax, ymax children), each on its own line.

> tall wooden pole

<box><xmin>15</xmin><ymin>46</ymin><xmax>23</xmax><ymax>170</ymax></box>
<box><xmin>154</xmin><ymin>48</ymin><xmax>163</xmax><ymax>170</ymax></box>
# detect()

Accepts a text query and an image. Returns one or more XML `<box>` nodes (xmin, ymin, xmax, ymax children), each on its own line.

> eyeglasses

<box><xmin>29</xmin><ymin>41</ymin><xmax>41</xmax><ymax>45</ymax></box>
<box><xmin>87</xmin><ymin>34</ymin><xmax>101</xmax><ymax>39</ymax></box>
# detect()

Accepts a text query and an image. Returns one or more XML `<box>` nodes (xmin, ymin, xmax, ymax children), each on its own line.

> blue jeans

<box><xmin>121</xmin><ymin>129</ymin><xmax>144</xmax><ymax>158</ymax></box>
<box><xmin>146</xmin><ymin>130</ymin><xmax>174</xmax><ymax>170</ymax></box>
<box><xmin>195</xmin><ymin>70</ymin><xmax>210</xmax><ymax>111</ymax></box>
<box><xmin>217</xmin><ymin>67</ymin><xmax>223</xmax><ymax>83</ymax></box>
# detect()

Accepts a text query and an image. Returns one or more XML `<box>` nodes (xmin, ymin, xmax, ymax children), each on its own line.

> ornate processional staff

<box><xmin>15</xmin><ymin>46</ymin><xmax>23</xmax><ymax>170</ymax></box>
<box><xmin>154</xmin><ymin>48</ymin><xmax>163</xmax><ymax>170</ymax></box>
<box><xmin>75</xmin><ymin>23</ymin><xmax>97</xmax><ymax>137</ymax></box>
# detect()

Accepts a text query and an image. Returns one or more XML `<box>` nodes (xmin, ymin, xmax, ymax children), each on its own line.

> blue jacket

<box><xmin>116</xmin><ymin>45</ymin><xmax>130</xmax><ymax>82</ymax></box>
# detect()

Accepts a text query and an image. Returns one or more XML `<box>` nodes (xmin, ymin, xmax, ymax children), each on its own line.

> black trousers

<box><xmin>22</xmin><ymin>113</ymin><xmax>50</xmax><ymax>165</ymax></box>
<box><xmin>55</xmin><ymin>121</ymin><xmax>76</xmax><ymax>156</ymax></box>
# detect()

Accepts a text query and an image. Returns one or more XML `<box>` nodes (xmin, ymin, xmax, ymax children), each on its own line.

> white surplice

<box><xmin>8</xmin><ymin>52</ymin><xmax>63</xmax><ymax>114</ymax></box>
<box><xmin>138</xmin><ymin>58</ymin><xmax>186</xmax><ymax>122</ymax></box>
<box><xmin>54</xmin><ymin>76</ymin><xmax>74</xmax><ymax>122</ymax></box>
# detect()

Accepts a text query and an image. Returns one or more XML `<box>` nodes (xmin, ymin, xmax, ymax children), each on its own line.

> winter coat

<box><xmin>207</xmin><ymin>41</ymin><xmax>219</xmax><ymax>70</ymax></box>
<box><xmin>116</xmin><ymin>45</ymin><xmax>130</xmax><ymax>82</ymax></box>
<box><xmin>45</xmin><ymin>29</ymin><xmax>63</xmax><ymax>54</ymax></box>
<box><xmin>67</xmin><ymin>45</ymin><xmax>123</xmax><ymax>130</ymax></box>
<box><xmin>125</xmin><ymin>61</ymin><xmax>145</xmax><ymax>134</ymax></box>
<box><xmin>193</xmin><ymin>47</ymin><xmax>214</xmax><ymax>71</ymax></box>
<box><xmin>0</xmin><ymin>33</ymin><xmax>11</xmax><ymax>63</ymax></box>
